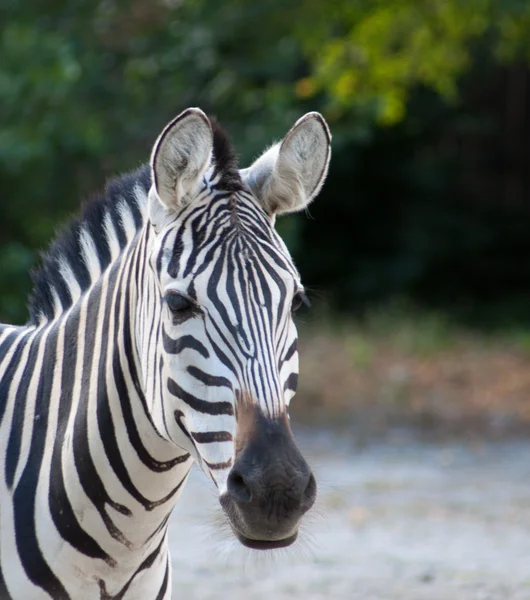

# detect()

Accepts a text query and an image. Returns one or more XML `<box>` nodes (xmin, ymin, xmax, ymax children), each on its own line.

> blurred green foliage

<box><xmin>3</xmin><ymin>0</ymin><xmax>530</xmax><ymax>324</ymax></box>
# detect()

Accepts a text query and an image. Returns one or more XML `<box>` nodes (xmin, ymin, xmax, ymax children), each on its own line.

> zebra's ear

<box><xmin>240</xmin><ymin>112</ymin><xmax>331</xmax><ymax>215</ymax></box>
<box><xmin>150</xmin><ymin>108</ymin><xmax>213</xmax><ymax>216</ymax></box>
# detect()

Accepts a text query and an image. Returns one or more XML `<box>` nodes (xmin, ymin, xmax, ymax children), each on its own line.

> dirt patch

<box><xmin>291</xmin><ymin>319</ymin><xmax>530</xmax><ymax>436</ymax></box>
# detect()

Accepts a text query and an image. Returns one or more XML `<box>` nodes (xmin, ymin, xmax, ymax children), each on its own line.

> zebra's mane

<box><xmin>28</xmin><ymin>119</ymin><xmax>242</xmax><ymax>325</ymax></box>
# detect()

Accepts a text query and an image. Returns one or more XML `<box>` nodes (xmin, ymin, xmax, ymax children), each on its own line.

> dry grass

<box><xmin>292</xmin><ymin>307</ymin><xmax>530</xmax><ymax>437</ymax></box>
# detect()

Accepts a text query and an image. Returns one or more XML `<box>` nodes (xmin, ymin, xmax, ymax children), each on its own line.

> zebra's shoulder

<box><xmin>28</xmin><ymin>164</ymin><xmax>152</xmax><ymax>326</ymax></box>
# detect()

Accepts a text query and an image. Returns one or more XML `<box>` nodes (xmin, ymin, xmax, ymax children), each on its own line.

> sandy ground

<box><xmin>168</xmin><ymin>428</ymin><xmax>530</xmax><ymax>599</ymax></box>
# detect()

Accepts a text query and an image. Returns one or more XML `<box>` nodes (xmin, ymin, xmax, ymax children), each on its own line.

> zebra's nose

<box><xmin>226</xmin><ymin>444</ymin><xmax>316</xmax><ymax>515</ymax></box>
<box><xmin>220</xmin><ymin>405</ymin><xmax>317</xmax><ymax>549</ymax></box>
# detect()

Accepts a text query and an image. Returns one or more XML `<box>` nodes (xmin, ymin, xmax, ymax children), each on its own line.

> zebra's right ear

<box><xmin>149</xmin><ymin>108</ymin><xmax>213</xmax><ymax>221</ymax></box>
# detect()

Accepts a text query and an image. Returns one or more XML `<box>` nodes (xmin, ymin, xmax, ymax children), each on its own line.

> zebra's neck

<box><xmin>0</xmin><ymin>208</ymin><xmax>191</xmax><ymax>597</ymax></box>
<box><xmin>53</xmin><ymin>221</ymin><xmax>191</xmax><ymax>555</ymax></box>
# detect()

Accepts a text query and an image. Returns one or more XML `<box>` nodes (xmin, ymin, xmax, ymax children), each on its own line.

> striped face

<box><xmin>144</xmin><ymin>109</ymin><xmax>331</xmax><ymax>548</ymax></box>
<box><xmin>149</xmin><ymin>188</ymin><xmax>303</xmax><ymax>475</ymax></box>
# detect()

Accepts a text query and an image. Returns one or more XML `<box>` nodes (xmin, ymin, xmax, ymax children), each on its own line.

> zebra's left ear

<box><xmin>240</xmin><ymin>112</ymin><xmax>331</xmax><ymax>215</ymax></box>
<box><xmin>149</xmin><ymin>108</ymin><xmax>213</xmax><ymax>227</ymax></box>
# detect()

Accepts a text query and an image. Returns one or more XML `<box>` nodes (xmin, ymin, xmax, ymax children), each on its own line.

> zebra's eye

<box><xmin>292</xmin><ymin>291</ymin><xmax>311</xmax><ymax>313</ymax></box>
<box><xmin>165</xmin><ymin>292</ymin><xmax>192</xmax><ymax>314</ymax></box>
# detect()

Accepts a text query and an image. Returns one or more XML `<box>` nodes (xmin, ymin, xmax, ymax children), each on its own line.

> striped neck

<box><xmin>16</xmin><ymin>211</ymin><xmax>190</xmax><ymax>594</ymax></box>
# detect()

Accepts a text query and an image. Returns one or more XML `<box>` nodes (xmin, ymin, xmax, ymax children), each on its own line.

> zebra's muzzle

<box><xmin>219</xmin><ymin>404</ymin><xmax>316</xmax><ymax>549</ymax></box>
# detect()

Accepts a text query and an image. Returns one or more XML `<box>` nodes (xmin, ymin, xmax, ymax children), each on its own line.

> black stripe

<box><xmin>246</xmin><ymin>264</ymin><xmax>278</xmax><ymax>406</ymax></box>
<box><xmin>6</xmin><ymin>333</ymin><xmax>41</xmax><ymax>488</ymax></box>
<box><xmin>251</xmin><ymin>246</ymin><xmax>288</xmax><ymax>328</ymax></box>
<box><xmin>96</xmin><ymin>254</ymin><xmax>163</xmax><ymax>512</ymax></box>
<box><xmin>187</xmin><ymin>366</ymin><xmax>232</xmax><ymax>389</ymax></box>
<box><xmin>107</xmin><ymin>203</ymin><xmax>128</xmax><ymax>249</ymax></box>
<box><xmin>205</xmin><ymin>458</ymin><xmax>233</xmax><ymax>470</ymax></box>
<box><xmin>190</xmin><ymin>430</ymin><xmax>233</xmax><ymax>443</ymax></box>
<box><xmin>206</xmin><ymin>249</ymin><xmax>249</xmax><ymax>357</ymax></box>
<box><xmin>13</xmin><ymin>327</ymin><xmax>70</xmax><ymax>598</ymax></box>
<box><xmin>283</xmin><ymin>338</ymin><xmax>298</xmax><ymax>363</ymax></box>
<box><xmin>128</xmin><ymin>194</ymin><xmax>144</xmax><ymax>229</ymax></box>
<box><xmin>226</xmin><ymin>241</ymin><xmax>251</xmax><ymax>349</ymax></box>
<box><xmin>168</xmin><ymin>378</ymin><xmax>234</xmax><ymax>416</ymax></box>
<box><xmin>113</xmin><ymin>347</ymin><xmax>189</xmax><ymax>471</ymax></box>
<box><xmin>0</xmin><ymin>330</ymin><xmax>18</xmax><ymax>364</ymax></box>
<box><xmin>160</xmin><ymin>355</ymin><xmax>174</xmax><ymax>441</ymax></box>
<box><xmin>87</xmin><ymin>202</ymin><xmax>111</xmax><ymax>272</ymax></box>
<box><xmin>98</xmin><ymin>534</ymin><xmax>166</xmax><ymax>600</ymax></box>
<box><xmin>173</xmin><ymin>410</ymin><xmax>192</xmax><ymax>441</ymax></box>
<box><xmin>145</xmin><ymin>512</ymin><xmax>172</xmax><ymax>545</ymax></box>
<box><xmin>0</xmin><ymin>335</ymin><xmax>27</xmax><ymax>426</ymax></box>
<box><xmin>53</xmin><ymin>266</ymin><xmax>74</xmax><ymax>312</ymax></box>
<box><xmin>204</xmin><ymin>327</ymin><xmax>239</xmax><ymax>378</ymax></box>
<box><xmin>116</xmin><ymin>261</ymin><xmax>188</xmax><ymax>473</ymax></box>
<box><xmin>182</xmin><ymin>212</ymin><xmax>208</xmax><ymax>278</ymax></box>
<box><xmin>146</xmin><ymin>476</ymin><xmax>189</xmax><ymax>512</ymax></box>
<box><xmin>135</xmin><ymin>228</ymin><xmax>148</xmax><ymax>294</ymax></box>
<box><xmin>168</xmin><ymin>231</ymin><xmax>184</xmax><ymax>278</ymax></box>
<box><xmin>73</xmin><ymin>277</ymin><xmax>131</xmax><ymax>548</ymax></box>
<box><xmin>162</xmin><ymin>330</ymin><xmax>209</xmax><ymax>359</ymax></box>
<box><xmin>0</xmin><ymin>560</ymin><xmax>13</xmax><ymax>600</ymax></box>
<box><xmin>49</xmin><ymin>308</ymin><xmax>112</xmax><ymax>564</ymax></box>
<box><xmin>284</xmin><ymin>373</ymin><xmax>298</xmax><ymax>392</ymax></box>
<box><xmin>125</xmin><ymin>251</ymin><xmax>162</xmax><ymax>430</ymax></box>
<box><xmin>155</xmin><ymin>558</ymin><xmax>170</xmax><ymax>600</ymax></box>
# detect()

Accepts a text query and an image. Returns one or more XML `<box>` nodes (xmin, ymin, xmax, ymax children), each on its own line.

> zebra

<box><xmin>0</xmin><ymin>107</ymin><xmax>331</xmax><ymax>599</ymax></box>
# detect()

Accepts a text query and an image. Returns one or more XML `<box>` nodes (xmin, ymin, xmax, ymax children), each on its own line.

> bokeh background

<box><xmin>3</xmin><ymin>2</ymin><xmax>530</xmax><ymax>598</ymax></box>
<box><xmin>4</xmin><ymin>0</ymin><xmax>530</xmax><ymax>436</ymax></box>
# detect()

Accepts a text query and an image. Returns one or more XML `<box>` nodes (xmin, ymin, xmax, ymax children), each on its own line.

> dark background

<box><xmin>3</xmin><ymin>0</ymin><xmax>530</xmax><ymax>328</ymax></box>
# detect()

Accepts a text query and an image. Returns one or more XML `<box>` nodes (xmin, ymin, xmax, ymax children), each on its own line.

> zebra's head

<box><xmin>143</xmin><ymin>108</ymin><xmax>330</xmax><ymax>549</ymax></box>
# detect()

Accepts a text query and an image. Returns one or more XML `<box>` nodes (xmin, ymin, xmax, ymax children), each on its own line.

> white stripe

<box><xmin>104</xmin><ymin>213</ymin><xmax>121</xmax><ymax>261</ymax></box>
<box><xmin>58</xmin><ymin>258</ymin><xmax>82</xmax><ymax>302</ymax></box>
<box><xmin>79</xmin><ymin>226</ymin><xmax>101</xmax><ymax>282</ymax></box>
<box><xmin>118</xmin><ymin>201</ymin><xmax>137</xmax><ymax>240</ymax></box>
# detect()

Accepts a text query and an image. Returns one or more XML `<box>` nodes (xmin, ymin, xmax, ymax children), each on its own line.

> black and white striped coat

<box><xmin>0</xmin><ymin>109</ymin><xmax>331</xmax><ymax>599</ymax></box>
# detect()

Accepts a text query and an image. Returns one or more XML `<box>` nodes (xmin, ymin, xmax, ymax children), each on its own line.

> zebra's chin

<box><xmin>220</xmin><ymin>496</ymin><xmax>303</xmax><ymax>551</ymax></box>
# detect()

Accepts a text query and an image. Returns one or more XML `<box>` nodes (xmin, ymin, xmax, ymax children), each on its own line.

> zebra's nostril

<box><xmin>227</xmin><ymin>470</ymin><xmax>252</xmax><ymax>504</ymax></box>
